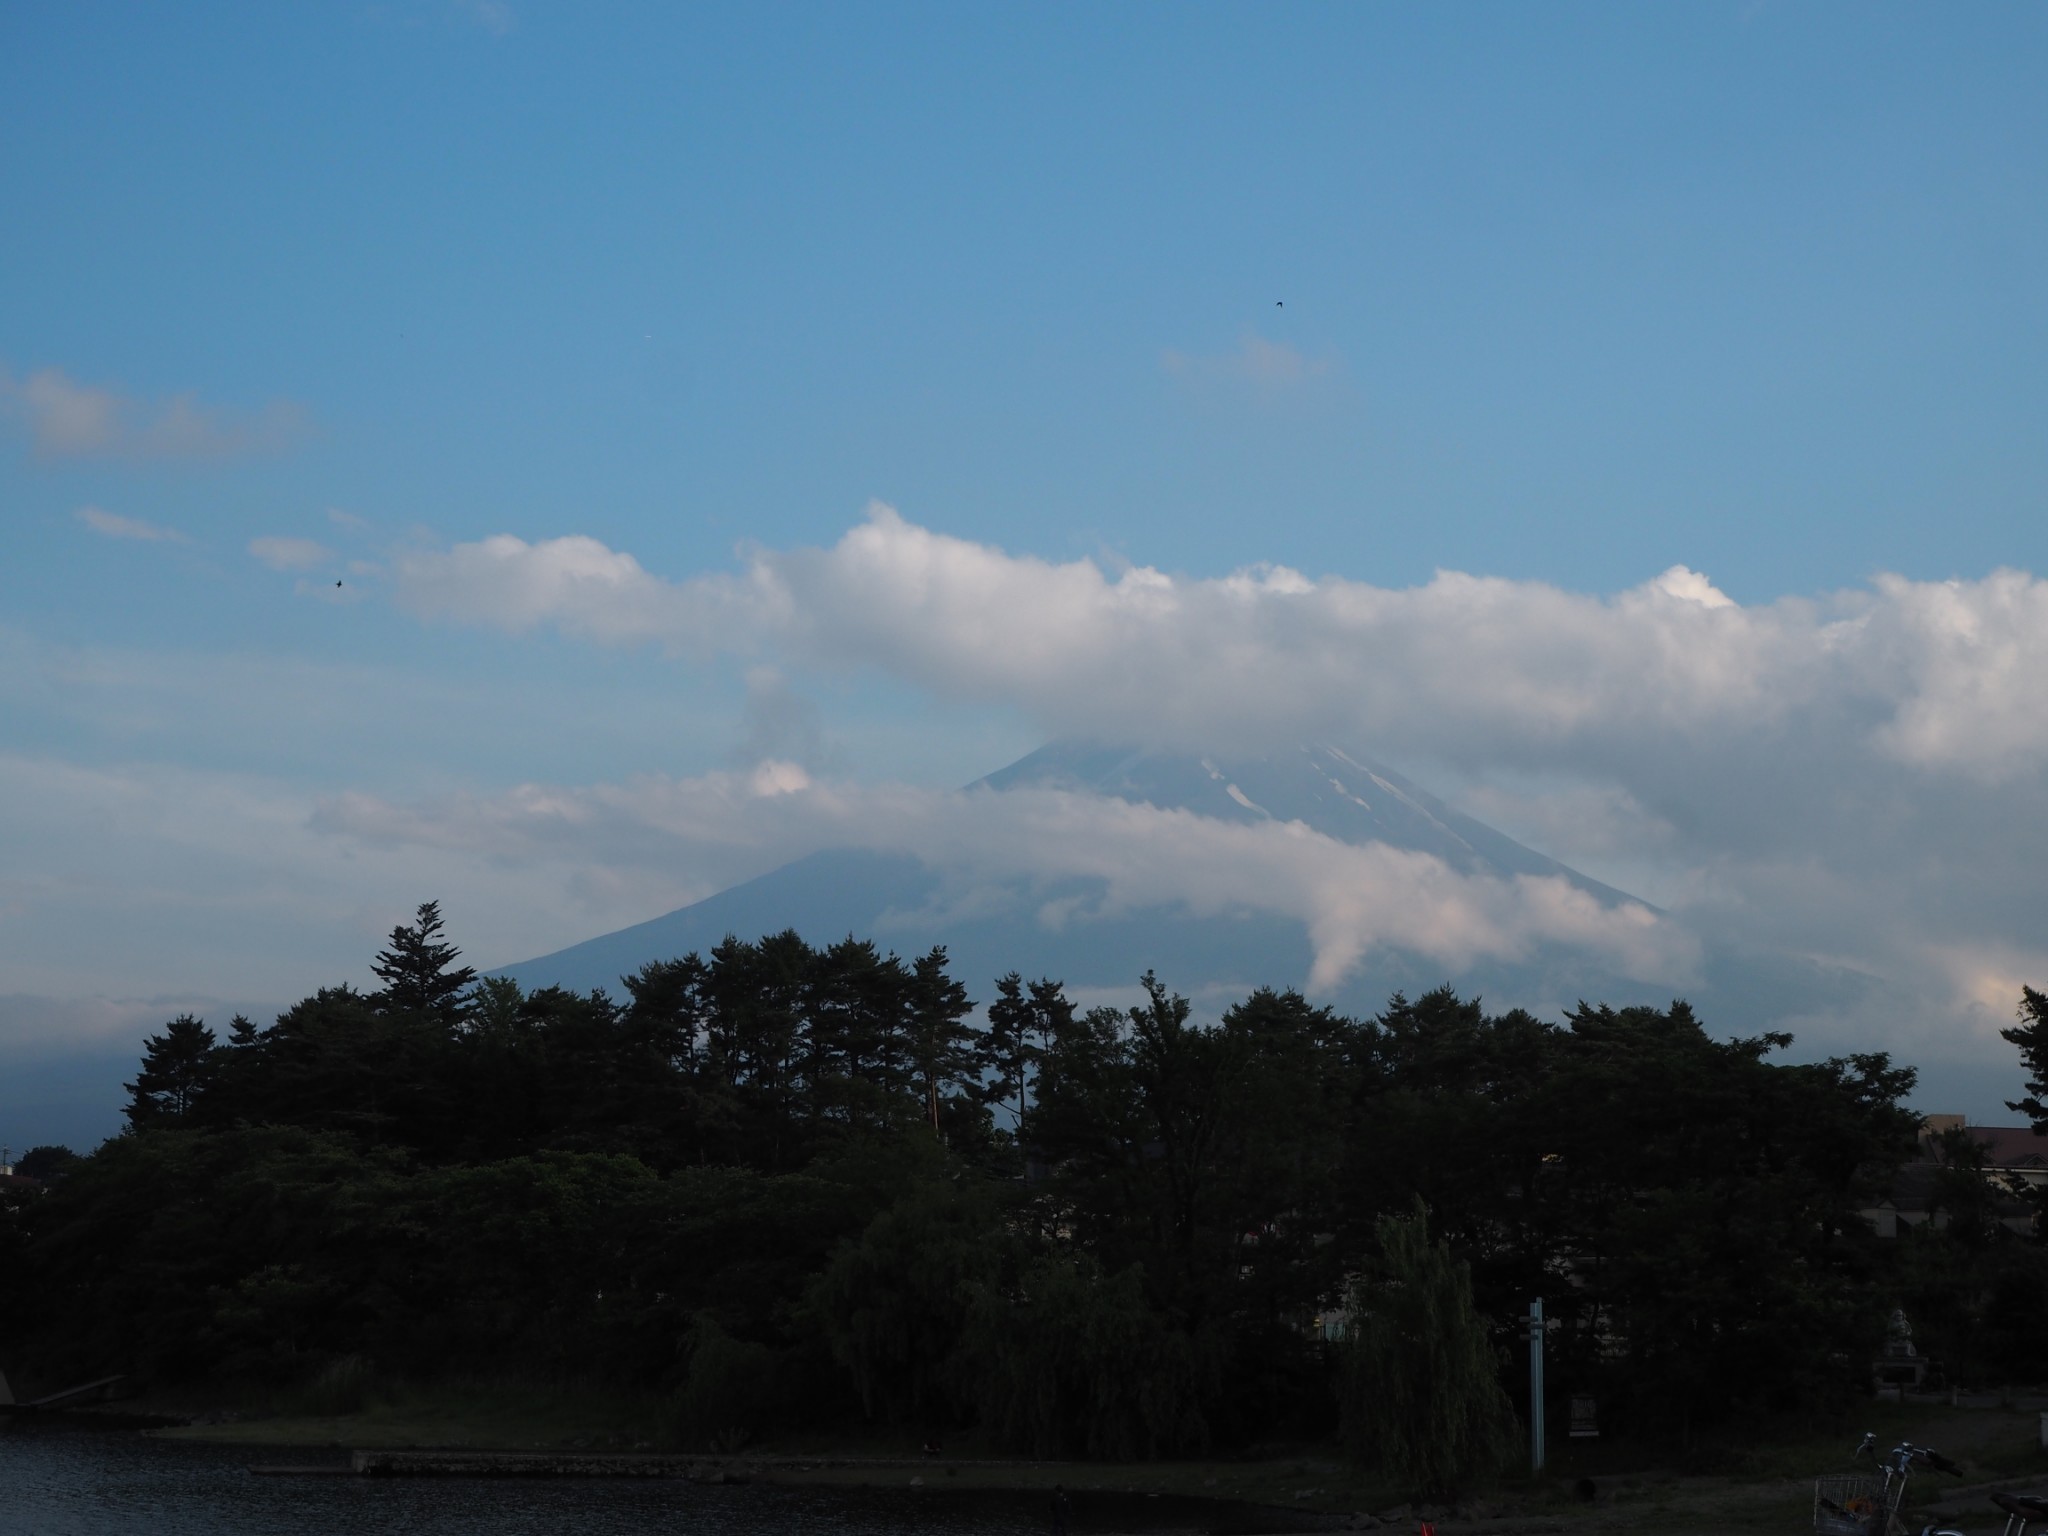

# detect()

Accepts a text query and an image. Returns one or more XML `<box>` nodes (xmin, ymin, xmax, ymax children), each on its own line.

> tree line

<box><xmin>5</xmin><ymin>902</ymin><xmax>2046</xmax><ymax>1489</ymax></box>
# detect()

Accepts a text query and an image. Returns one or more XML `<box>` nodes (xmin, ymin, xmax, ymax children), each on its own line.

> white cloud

<box><xmin>394</xmin><ymin>505</ymin><xmax>2048</xmax><ymax>781</ymax></box>
<box><xmin>249</xmin><ymin>536</ymin><xmax>335</xmax><ymax>571</ymax></box>
<box><xmin>1862</xmin><ymin>570</ymin><xmax>2048</xmax><ymax>775</ymax></box>
<box><xmin>24</xmin><ymin>372</ymin><xmax>123</xmax><ymax>455</ymax></box>
<box><xmin>1162</xmin><ymin>332</ymin><xmax>1336</xmax><ymax>388</ymax></box>
<box><xmin>397</xmin><ymin>532</ymin><xmax>701</xmax><ymax>645</ymax></box>
<box><xmin>76</xmin><ymin>505</ymin><xmax>188</xmax><ymax>543</ymax></box>
<box><xmin>3</xmin><ymin>365</ymin><xmax>308</xmax><ymax>462</ymax></box>
<box><xmin>1650</xmin><ymin>564</ymin><xmax>1737</xmax><ymax>609</ymax></box>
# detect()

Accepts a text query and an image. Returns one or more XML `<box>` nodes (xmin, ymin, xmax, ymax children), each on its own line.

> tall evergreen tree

<box><xmin>123</xmin><ymin>1014</ymin><xmax>219</xmax><ymax>1127</ymax></box>
<box><xmin>982</xmin><ymin>973</ymin><xmax>1069</xmax><ymax>1125</ymax></box>
<box><xmin>621</xmin><ymin>955</ymin><xmax>709</xmax><ymax>1075</ymax></box>
<box><xmin>2003</xmin><ymin>985</ymin><xmax>2048</xmax><ymax>1133</ymax></box>
<box><xmin>908</xmin><ymin>948</ymin><xmax>974</xmax><ymax>1136</ymax></box>
<box><xmin>811</xmin><ymin>937</ymin><xmax>913</xmax><ymax>1129</ymax></box>
<box><xmin>370</xmin><ymin>900</ymin><xmax>477</xmax><ymax>1024</ymax></box>
<box><xmin>983</xmin><ymin>972</ymin><xmax>1032</xmax><ymax>1122</ymax></box>
<box><xmin>703</xmin><ymin>930</ymin><xmax>814</xmax><ymax>1167</ymax></box>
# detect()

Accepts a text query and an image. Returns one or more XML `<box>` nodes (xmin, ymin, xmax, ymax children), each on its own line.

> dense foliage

<box><xmin>0</xmin><ymin>900</ymin><xmax>1994</xmax><ymax>1468</ymax></box>
<box><xmin>1339</xmin><ymin>1200</ymin><xmax>1516</xmax><ymax>1499</ymax></box>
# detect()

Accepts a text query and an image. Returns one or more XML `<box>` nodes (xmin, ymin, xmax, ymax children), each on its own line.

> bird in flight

<box><xmin>335</xmin><ymin>579</ymin><xmax>343</xmax><ymax>588</ymax></box>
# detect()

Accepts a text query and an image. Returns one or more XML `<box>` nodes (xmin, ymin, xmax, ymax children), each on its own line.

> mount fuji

<box><xmin>498</xmin><ymin>741</ymin><xmax>1822</xmax><ymax>1026</ymax></box>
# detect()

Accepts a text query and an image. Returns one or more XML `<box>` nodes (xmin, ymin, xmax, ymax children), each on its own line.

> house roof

<box><xmin>1960</xmin><ymin>1125</ymin><xmax>2048</xmax><ymax>1168</ymax></box>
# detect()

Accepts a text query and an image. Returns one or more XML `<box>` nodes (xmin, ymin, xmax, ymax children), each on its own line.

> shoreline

<box><xmin>53</xmin><ymin>1389</ymin><xmax>2045</xmax><ymax>1536</ymax></box>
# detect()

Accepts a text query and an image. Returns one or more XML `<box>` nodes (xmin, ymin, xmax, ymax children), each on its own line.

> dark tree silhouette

<box><xmin>15</xmin><ymin>1145</ymin><xmax>81</xmax><ymax>1183</ymax></box>
<box><xmin>2003</xmin><ymin>985</ymin><xmax>2048</xmax><ymax>1133</ymax></box>
<box><xmin>983</xmin><ymin>972</ymin><xmax>1033</xmax><ymax>1123</ymax></box>
<box><xmin>123</xmin><ymin>1013</ymin><xmax>218</xmax><ymax>1127</ymax></box>
<box><xmin>371</xmin><ymin>900</ymin><xmax>477</xmax><ymax>1023</ymax></box>
<box><xmin>908</xmin><ymin>947</ymin><xmax>974</xmax><ymax>1135</ymax></box>
<box><xmin>981</xmin><ymin>973</ymin><xmax>1068</xmax><ymax>1125</ymax></box>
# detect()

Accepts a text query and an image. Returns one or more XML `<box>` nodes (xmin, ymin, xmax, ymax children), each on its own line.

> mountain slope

<box><xmin>978</xmin><ymin>741</ymin><xmax>1643</xmax><ymax>905</ymax></box>
<box><xmin>498</xmin><ymin>742</ymin><xmax>1686</xmax><ymax>1019</ymax></box>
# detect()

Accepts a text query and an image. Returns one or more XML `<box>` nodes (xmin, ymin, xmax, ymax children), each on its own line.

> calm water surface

<box><xmin>0</xmin><ymin>1424</ymin><xmax>1256</xmax><ymax>1536</ymax></box>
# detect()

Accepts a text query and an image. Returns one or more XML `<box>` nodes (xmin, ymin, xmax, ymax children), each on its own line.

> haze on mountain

<box><xmin>502</xmin><ymin>740</ymin><xmax>1853</xmax><ymax>1037</ymax></box>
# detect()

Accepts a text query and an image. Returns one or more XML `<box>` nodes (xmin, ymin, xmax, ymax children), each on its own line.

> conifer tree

<box><xmin>982</xmin><ymin>974</ymin><xmax>1072</xmax><ymax>1127</ymax></box>
<box><xmin>2003</xmin><ymin>985</ymin><xmax>2048</xmax><ymax>1133</ymax></box>
<box><xmin>984</xmin><ymin>972</ymin><xmax>1033</xmax><ymax>1122</ymax></box>
<box><xmin>123</xmin><ymin>1013</ymin><xmax>219</xmax><ymax>1127</ymax></box>
<box><xmin>370</xmin><ymin>900</ymin><xmax>477</xmax><ymax>1024</ymax></box>
<box><xmin>908</xmin><ymin>948</ymin><xmax>974</xmax><ymax>1135</ymax></box>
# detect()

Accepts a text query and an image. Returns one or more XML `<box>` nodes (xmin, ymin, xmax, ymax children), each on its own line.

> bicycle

<box><xmin>1813</xmin><ymin>1433</ymin><xmax>1965</xmax><ymax>1536</ymax></box>
<box><xmin>1992</xmin><ymin>1490</ymin><xmax>2048</xmax><ymax>1536</ymax></box>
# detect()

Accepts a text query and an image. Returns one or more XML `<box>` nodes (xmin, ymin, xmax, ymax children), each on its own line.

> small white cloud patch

<box><xmin>75</xmin><ymin>506</ymin><xmax>187</xmax><ymax>543</ymax></box>
<box><xmin>748</xmin><ymin>760</ymin><xmax>811</xmax><ymax>797</ymax></box>
<box><xmin>3</xmin><ymin>364</ymin><xmax>307</xmax><ymax>462</ymax></box>
<box><xmin>249</xmin><ymin>536</ymin><xmax>335</xmax><ymax>571</ymax></box>
<box><xmin>1162</xmin><ymin>332</ymin><xmax>1336</xmax><ymax>389</ymax></box>
<box><xmin>1651</xmin><ymin>565</ymin><xmax>1737</xmax><ymax>609</ymax></box>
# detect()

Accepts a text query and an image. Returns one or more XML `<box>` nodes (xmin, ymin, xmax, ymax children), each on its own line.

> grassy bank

<box><xmin>144</xmin><ymin>1375</ymin><xmax>665</xmax><ymax>1453</ymax></box>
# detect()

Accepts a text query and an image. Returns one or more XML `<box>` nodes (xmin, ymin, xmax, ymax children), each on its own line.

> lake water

<box><xmin>0</xmin><ymin>1422</ymin><xmax>1292</xmax><ymax>1535</ymax></box>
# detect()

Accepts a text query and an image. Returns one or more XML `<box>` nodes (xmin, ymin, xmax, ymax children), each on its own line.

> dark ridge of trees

<box><xmin>4</xmin><ymin>903</ymin><xmax>2034</xmax><ymax>1472</ymax></box>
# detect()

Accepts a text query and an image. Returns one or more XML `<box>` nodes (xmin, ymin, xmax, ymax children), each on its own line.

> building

<box><xmin>1861</xmin><ymin>1116</ymin><xmax>2047</xmax><ymax>1239</ymax></box>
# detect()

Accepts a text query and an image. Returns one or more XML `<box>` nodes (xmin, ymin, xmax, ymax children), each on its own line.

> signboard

<box><xmin>1569</xmin><ymin>1394</ymin><xmax>1599</xmax><ymax>1439</ymax></box>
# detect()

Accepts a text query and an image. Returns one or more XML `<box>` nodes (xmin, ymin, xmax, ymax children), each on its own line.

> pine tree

<box><xmin>984</xmin><ymin>972</ymin><xmax>1032</xmax><ymax>1122</ymax></box>
<box><xmin>123</xmin><ymin>1014</ymin><xmax>219</xmax><ymax>1128</ymax></box>
<box><xmin>2002</xmin><ymin>985</ymin><xmax>2048</xmax><ymax>1133</ymax></box>
<box><xmin>908</xmin><ymin>948</ymin><xmax>974</xmax><ymax>1136</ymax></box>
<box><xmin>983</xmin><ymin>974</ymin><xmax>1070</xmax><ymax>1127</ymax></box>
<box><xmin>370</xmin><ymin>900</ymin><xmax>477</xmax><ymax>1024</ymax></box>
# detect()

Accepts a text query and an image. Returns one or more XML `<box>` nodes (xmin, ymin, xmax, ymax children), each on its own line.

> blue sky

<box><xmin>6</xmin><ymin>2</ymin><xmax>2048</xmax><ymax>1141</ymax></box>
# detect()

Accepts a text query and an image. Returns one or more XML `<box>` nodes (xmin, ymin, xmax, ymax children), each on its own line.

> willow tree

<box><xmin>1340</xmin><ymin>1199</ymin><xmax>1516</xmax><ymax>1501</ymax></box>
